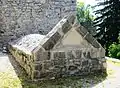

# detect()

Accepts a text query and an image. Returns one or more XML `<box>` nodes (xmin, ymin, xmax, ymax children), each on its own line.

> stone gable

<box><xmin>8</xmin><ymin>15</ymin><xmax>106</xmax><ymax>80</ymax></box>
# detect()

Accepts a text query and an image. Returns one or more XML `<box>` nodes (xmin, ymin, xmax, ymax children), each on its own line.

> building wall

<box><xmin>0</xmin><ymin>0</ymin><xmax>76</xmax><ymax>51</ymax></box>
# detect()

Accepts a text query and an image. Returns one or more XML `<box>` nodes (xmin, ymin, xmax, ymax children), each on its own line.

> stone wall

<box><xmin>8</xmin><ymin>15</ymin><xmax>106</xmax><ymax>80</ymax></box>
<box><xmin>9</xmin><ymin>46</ymin><xmax>34</xmax><ymax>79</ymax></box>
<box><xmin>9</xmin><ymin>45</ymin><xmax>106</xmax><ymax>80</ymax></box>
<box><xmin>0</xmin><ymin>0</ymin><xmax>76</xmax><ymax>51</ymax></box>
<box><xmin>33</xmin><ymin>50</ymin><xmax>106</xmax><ymax>80</ymax></box>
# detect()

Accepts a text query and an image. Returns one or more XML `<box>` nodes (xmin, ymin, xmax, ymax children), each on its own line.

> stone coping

<box><xmin>9</xmin><ymin>34</ymin><xmax>45</xmax><ymax>55</ymax></box>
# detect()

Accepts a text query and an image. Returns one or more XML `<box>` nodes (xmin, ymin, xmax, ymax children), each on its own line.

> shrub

<box><xmin>117</xmin><ymin>52</ymin><xmax>120</xmax><ymax>58</ymax></box>
<box><xmin>108</xmin><ymin>43</ymin><xmax>120</xmax><ymax>59</ymax></box>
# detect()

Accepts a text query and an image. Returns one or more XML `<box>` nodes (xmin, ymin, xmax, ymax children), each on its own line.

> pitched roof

<box><xmin>10</xmin><ymin>14</ymin><xmax>103</xmax><ymax>54</ymax></box>
<box><xmin>33</xmin><ymin>14</ymin><xmax>101</xmax><ymax>52</ymax></box>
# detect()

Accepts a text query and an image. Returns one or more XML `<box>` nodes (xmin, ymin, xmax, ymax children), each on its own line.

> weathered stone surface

<box><xmin>68</xmin><ymin>65</ymin><xmax>77</xmax><ymax>71</ymax></box>
<box><xmin>43</xmin><ymin>32</ymin><xmax>61</xmax><ymax>50</ymax></box>
<box><xmin>35</xmin><ymin>51</ymin><xmax>50</xmax><ymax>61</ymax></box>
<box><xmin>75</xmin><ymin>50</ymin><xmax>82</xmax><ymax>58</ymax></box>
<box><xmin>86</xmin><ymin>52</ymin><xmax>91</xmax><ymax>58</ymax></box>
<box><xmin>66</xmin><ymin>14</ymin><xmax>76</xmax><ymax>25</ymax></box>
<box><xmin>33</xmin><ymin>70</ymin><xmax>40</xmax><ymax>79</ymax></box>
<box><xmin>67</xmin><ymin>51</ymin><xmax>75</xmax><ymax>59</ymax></box>
<box><xmin>82</xmin><ymin>60</ymin><xmax>89</xmax><ymax>66</ymax></box>
<box><xmin>8</xmin><ymin>14</ymin><xmax>106</xmax><ymax>80</ymax></box>
<box><xmin>99</xmin><ymin>47</ymin><xmax>105</xmax><ymax>57</ymax></box>
<box><xmin>43</xmin><ymin>60</ymin><xmax>54</xmax><ymax>70</ymax></box>
<box><xmin>92</xmin><ymin>40</ymin><xmax>100</xmax><ymax>48</ymax></box>
<box><xmin>43</xmin><ymin>41</ymin><xmax>54</xmax><ymax>50</ymax></box>
<box><xmin>9</xmin><ymin>34</ymin><xmax>45</xmax><ymax>54</ymax></box>
<box><xmin>84</xmin><ymin>33</ymin><xmax>95</xmax><ymax>45</ymax></box>
<box><xmin>53</xmin><ymin>52</ymin><xmax>66</xmax><ymax>58</ymax></box>
<box><xmin>62</xmin><ymin>20</ymin><xmax>72</xmax><ymax>34</ymax></box>
<box><xmin>78</xmin><ymin>26</ymin><xmax>88</xmax><ymax>37</ymax></box>
<box><xmin>0</xmin><ymin>0</ymin><xmax>76</xmax><ymax>51</ymax></box>
<box><xmin>51</xmin><ymin>32</ymin><xmax>61</xmax><ymax>44</ymax></box>
<box><xmin>73</xmin><ymin>18</ymin><xmax>80</xmax><ymax>28</ymax></box>
<box><xmin>92</xmin><ymin>59</ymin><xmax>99</xmax><ymax>68</ymax></box>
<box><xmin>74</xmin><ymin>59</ymin><xmax>81</xmax><ymax>66</ymax></box>
<box><xmin>35</xmin><ymin>64</ymin><xmax>42</xmax><ymax>71</ymax></box>
<box><xmin>90</xmin><ymin>48</ymin><xmax>97</xmax><ymax>58</ymax></box>
<box><xmin>53</xmin><ymin>58</ymin><xmax>66</xmax><ymax>66</ymax></box>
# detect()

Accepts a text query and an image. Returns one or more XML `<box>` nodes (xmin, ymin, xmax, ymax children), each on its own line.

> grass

<box><xmin>0</xmin><ymin>69</ymin><xmax>107</xmax><ymax>88</ymax></box>
<box><xmin>0</xmin><ymin>72</ymin><xmax>22</xmax><ymax>88</ymax></box>
<box><xmin>21</xmin><ymin>75</ymin><xmax>106</xmax><ymax>88</ymax></box>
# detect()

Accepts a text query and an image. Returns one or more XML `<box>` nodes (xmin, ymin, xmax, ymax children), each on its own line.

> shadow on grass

<box><xmin>8</xmin><ymin>54</ymin><xmax>107</xmax><ymax>88</ymax></box>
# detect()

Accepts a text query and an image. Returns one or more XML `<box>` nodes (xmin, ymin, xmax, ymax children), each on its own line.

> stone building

<box><xmin>8</xmin><ymin>15</ymin><xmax>106</xmax><ymax>80</ymax></box>
<box><xmin>0</xmin><ymin>0</ymin><xmax>76</xmax><ymax>51</ymax></box>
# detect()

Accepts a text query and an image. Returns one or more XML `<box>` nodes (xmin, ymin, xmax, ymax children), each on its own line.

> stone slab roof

<box><xmin>10</xmin><ymin>34</ymin><xmax>45</xmax><ymax>54</ymax></box>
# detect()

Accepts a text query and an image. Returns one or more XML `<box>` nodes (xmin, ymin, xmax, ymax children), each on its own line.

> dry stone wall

<box><xmin>0</xmin><ymin>0</ymin><xmax>76</xmax><ymax>51</ymax></box>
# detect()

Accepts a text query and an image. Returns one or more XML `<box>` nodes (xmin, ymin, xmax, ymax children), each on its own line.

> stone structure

<box><xmin>8</xmin><ymin>15</ymin><xmax>106</xmax><ymax>80</ymax></box>
<box><xmin>0</xmin><ymin>0</ymin><xmax>76</xmax><ymax>51</ymax></box>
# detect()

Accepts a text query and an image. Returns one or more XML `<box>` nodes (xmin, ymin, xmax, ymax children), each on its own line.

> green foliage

<box><xmin>77</xmin><ymin>2</ymin><xmax>96</xmax><ymax>35</ymax></box>
<box><xmin>94</xmin><ymin>0</ymin><xmax>120</xmax><ymax>47</ymax></box>
<box><xmin>117</xmin><ymin>52</ymin><xmax>120</xmax><ymax>58</ymax></box>
<box><xmin>108</xmin><ymin>43</ymin><xmax>120</xmax><ymax>59</ymax></box>
<box><xmin>108</xmin><ymin>35</ymin><xmax>120</xmax><ymax>58</ymax></box>
<box><xmin>77</xmin><ymin>2</ymin><xmax>93</xmax><ymax>22</ymax></box>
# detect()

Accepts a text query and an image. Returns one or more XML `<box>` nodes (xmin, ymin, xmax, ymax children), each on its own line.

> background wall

<box><xmin>0</xmin><ymin>0</ymin><xmax>76</xmax><ymax>52</ymax></box>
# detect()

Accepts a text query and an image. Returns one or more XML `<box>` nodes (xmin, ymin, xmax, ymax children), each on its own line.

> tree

<box><xmin>94</xmin><ymin>0</ymin><xmax>120</xmax><ymax>50</ymax></box>
<box><xmin>77</xmin><ymin>2</ymin><xmax>96</xmax><ymax>35</ymax></box>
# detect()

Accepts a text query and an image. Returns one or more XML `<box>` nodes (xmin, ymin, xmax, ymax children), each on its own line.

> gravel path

<box><xmin>0</xmin><ymin>53</ymin><xmax>120</xmax><ymax>88</ymax></box>
<box><xmin>93</xmin><ymin>61</ymin><xmax>120</xmax><ymax>88</ymax></box>
<box><xmin>0</xmin><ymin>53</ymin><xmax>13</xmax><ymax>72</ymax></box>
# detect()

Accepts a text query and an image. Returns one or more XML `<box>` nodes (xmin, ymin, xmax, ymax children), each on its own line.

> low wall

<box><xmin>32</xmin><ymin>48</ymin><xmax>106</xmax><ymax>80</ymax></box>
<box><xmin>9</xmin><ymin>44</ymin><xmax>106</xmax><ymax>80</ymax></box>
